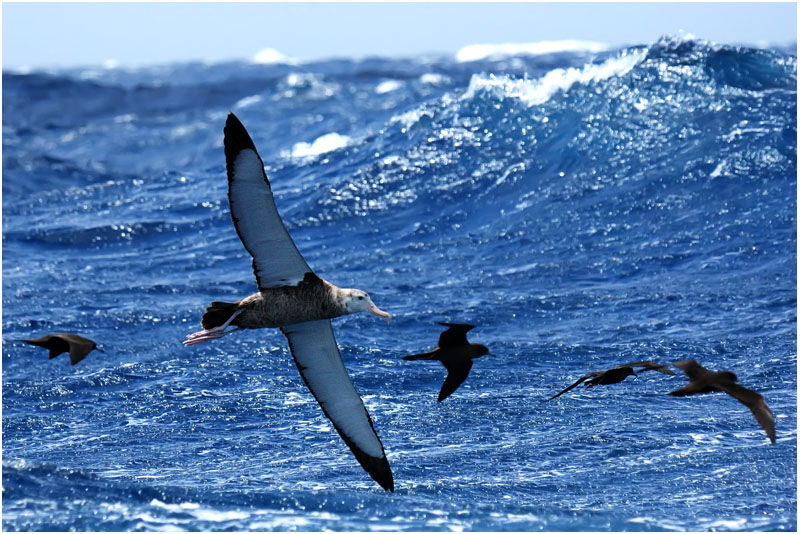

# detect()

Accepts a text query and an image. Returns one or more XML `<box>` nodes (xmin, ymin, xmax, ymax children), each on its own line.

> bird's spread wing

<box><xmin>625</xmin><ymin>360</ymin><xmax>677</xmax><ymax>375</ymax></box>
<box><xmin>224</xmin><ymin>113</ymin><xmax>312</xmax><ymax>289</ymax></box>
<box><xmin>438</xmin><ymin>360</ymin><xmax>473</xmax><ymax>402</ymax></box>
<box><xmin>18</xmin><ymin>335</ymin><xmax>68</xmax><ymax>359</ymax></box>
<box><xmin>668</xmin><ymin>383</ymin><xmax>708</xmax><ymax>396</ymax></box>
<box><xmin>62</xmin><ymin>335</ymin><xmax>96</xmax><ymax>365</ymax></box>
<box><xmin>548</xmin><ymin>372</ymin><xmax>598</xmax><ymax>400</ymax></box>
<box><xmin>436</xmin><ymin>322</ymin><xmax>475</xmax><ymax>348</ymax></box>
<box><xmin>402</xmin><ymin>350</ymin><xmax>438</xmax><ymax>361</ymax></box>
<box><xmin>671</xmin><ymin>359</ymin><xmax>709</xmax><ymax>380</ymax></box>
<box><xmin>280</xmin><ymin>319</ymin><xmax>393</xmax><ymax>491</ymax></box>
<box><xmin>716</xmin><ymin>382</ymin><xmax>776</xmax><ymax>444</ymax></box>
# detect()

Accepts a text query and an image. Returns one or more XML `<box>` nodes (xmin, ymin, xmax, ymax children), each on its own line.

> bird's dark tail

<box><xmin>402</xmin><ymin>351</ymin><xmax>437</xmax><ymax>361</ymax></box>
<box><xmin>201</xmin><ymin>301</ymin><xmax>241</xmax><ymax>329</ymax></box>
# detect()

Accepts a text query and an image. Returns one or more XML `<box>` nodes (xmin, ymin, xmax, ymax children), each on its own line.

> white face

<box><xmin>343</xmin><ymin>289</ymin><xmax>392</xmax><ymax>322</ymax></box>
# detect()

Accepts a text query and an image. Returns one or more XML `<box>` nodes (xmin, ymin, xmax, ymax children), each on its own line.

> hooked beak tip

<box><xmin>368</xmin><ymin>303</ymin><xmax>392</xmax><ymax>323</ymax></box>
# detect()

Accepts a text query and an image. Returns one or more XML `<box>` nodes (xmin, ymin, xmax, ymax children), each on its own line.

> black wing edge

<box><xmin>224</xmin><ymin>112</ymin><xmax>263</xmax><ymax>183</ymax></box>
<box><xmin>624</xmin><ymin>360</ymin><xmax>677</xmax><ymax>375</ymax></box>
<box><xmin>436</xmin><ymin>322</ymin><xmax>476</xmax><ymax>347</ymax></box>
<box><xmin>281</xmin><ymin>327</ymin><xmax>395</xmax><ymax>492</ymax></box>
<box><xmin>438</xmin><ymin>361</ymin><xmax>473</xmax><ymax>402</ymax></box>
<box><xmin>548</xmin><ymin>373</ymin><xmax>594</xmax><ymax>401</ymax></box>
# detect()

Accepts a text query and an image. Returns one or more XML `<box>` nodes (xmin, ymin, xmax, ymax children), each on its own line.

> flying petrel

<box><xmin>403</xmin><ymin>322</ymin><xmax>491</xmax><ymax>402</ymax></box>
<box><xmin>669</xmin><ymin>359</ymin><xmax>776</xmax><ymax>444</ymax></box>
<box><xmin>17</xmin><ymin>333</ymin><xmax>104</xmax><ymax>365</ymax></box>
<box><xmin>548</xmin><ymin>360</ymin><xmax>676</xmax><ymax>400</ymax></box>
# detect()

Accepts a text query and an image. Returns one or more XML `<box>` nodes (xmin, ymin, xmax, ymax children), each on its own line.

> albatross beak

<box><xmin>368</xmin><ymin>302</ymin><xmax>392</xmax><ymax>323</ymax></box>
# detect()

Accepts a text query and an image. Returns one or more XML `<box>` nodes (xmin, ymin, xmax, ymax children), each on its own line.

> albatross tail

<box><xmin>202</xmin><ymin>301</ymin><xmax>241</xmax><ymax>329</ymax></box>
<box><xmin>183</xmin><ymin>304</ymin><xmax>243</xmax><ymax>346</ymax></box>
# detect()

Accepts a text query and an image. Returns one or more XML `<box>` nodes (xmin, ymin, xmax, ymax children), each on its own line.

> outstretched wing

<box><xmin>717</xmin><ymin>382</ymin><xmax>776</xmax><ymax>444</ymax></box>
<box><xmin>18</xmin><ymin>334</ymin><xmax>69</xmax><ymax>359</ymax></box>
<box><xmin>671</xmin><ymin>359</ymin><xmax>709</xmax><ymax>380</ymax></box>
<box><xmin>438</xmin><ymin>360</ymin><xmax>473</xmax><ymax>402</ymax></box>
<box><xmin>280</xmin><ymin>320</ymin><xmax>394</xmax><ymax>491</ymax></box>
<box><xmin>224</xmin><ymin>113</ymin><xmax>312</xmax><ymax>289</ymax></box>
<box><xmin>436</xmin><ymin>322</ymin><xmax>475</xmax><ymax>348</ymax></box>
<box><xmin>548</xmin><ymin>372</ymin><xmax>598</xmax><ymax>401</ymax></box>
<box><xmin>625</xmin><ymin>360</ymin><xmax>677</xmax><ymax>375</ymax></box>
<box><xmin>59</xmin><ymin>334</ymin><xmax>98</xmax><ymax>365</ymax></box>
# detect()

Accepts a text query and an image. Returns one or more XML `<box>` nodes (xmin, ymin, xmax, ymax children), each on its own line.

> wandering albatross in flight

<box><xmin>184</xmin><ymin>113</ymin><xmax>394</xmax><ymax>491</ymax></box>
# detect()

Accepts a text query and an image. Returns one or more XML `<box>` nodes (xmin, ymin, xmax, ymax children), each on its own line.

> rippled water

<box><xmin>2</xmin><ymin>36</ymin><xmax>797</xmax><ymax>531</ymax></box>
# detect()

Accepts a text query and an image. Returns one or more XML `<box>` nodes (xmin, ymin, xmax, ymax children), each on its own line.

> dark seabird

<box><xmin>184</xmin><ymin>113</ymin><xmax>394</xmax><ymax>491</ymax></box>
<box><xmin>669</xmin><ymin>359</ymin><xmax>776</xmax><ymax>444</ymax></box>
<box><xmin>17</xmin><ymin>333</ymin><xmax>104</xmax><ymax>365</ymax></box>
<box><xmin>548</xmin><ymin>360</ymin><xmax>676</xmax><ymax>400</ymax></box>
<box><xmin>403</xmin><ymin>322</ymin><xmax>491</xmax><ymax>402</ymax></box>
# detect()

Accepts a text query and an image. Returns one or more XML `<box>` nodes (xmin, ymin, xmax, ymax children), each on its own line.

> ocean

<box><xmin>2</xmin><ymin>36</ymin><xmax>797</xmax><ymax>531</ymax></box>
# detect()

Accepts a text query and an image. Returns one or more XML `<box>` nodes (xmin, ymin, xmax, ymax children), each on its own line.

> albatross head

<box><xmin>341</xmin><ymin>289</ymin><xmax>392</xmax><ymax>322</ymax></box>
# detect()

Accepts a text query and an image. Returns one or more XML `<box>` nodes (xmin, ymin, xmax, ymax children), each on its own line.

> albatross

<box><xmin>184</xmin><ymin>113</ymin><xmax>394</xmax><ymax>491</ymax></box>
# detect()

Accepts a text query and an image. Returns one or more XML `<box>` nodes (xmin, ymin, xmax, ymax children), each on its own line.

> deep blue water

<box><xmin>2</xmin><ymin>36</ymin><xmax>797</xmax><ymax>531</ymax></box>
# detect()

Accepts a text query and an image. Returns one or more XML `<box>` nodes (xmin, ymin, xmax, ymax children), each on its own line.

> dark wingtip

<box><xmin>356</xmin><ymin>452</ymin><xmax>394</xmax><ymax>492</ymax></box>
<box><xmin>223</xmin><ymin>112</ymin><xmax>260</xmax><ymax>180</ymax></box>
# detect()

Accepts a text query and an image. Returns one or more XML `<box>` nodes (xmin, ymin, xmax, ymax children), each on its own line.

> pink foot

<box><xmin>183</xmin><ymin>309</ymin><xmax>243</xmax><ymax>346</ymax></box>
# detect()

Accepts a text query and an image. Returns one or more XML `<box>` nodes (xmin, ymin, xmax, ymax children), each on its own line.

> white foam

<box><xmin>290</xmin><ymin>132</ymin><xmax>351</xmax><ymax>158</ymax></box>
<box><xmin>252</xmin><ymin>48</ymin><xmax>298</xmax><ymax>65</ymax></box>
<box><xmin>389</xmin><ymin>107</ymin><xmax>434</xmax><ymax>130</ymax></box>
<box><xmin>464</xmin><ymin>49</ymin><xmax>646</xmax><ymax>106</ymax></box>
<box><xmin>286</xmin><ymin>72</ymin><xmax>312</xmax><ymax>87</ymax></box>
<box><xmin>376</xmin><ymin>80</ymin><xmax>403</xmax><ymax>94</ymax></box>
<box><xmin>456</xmin><ymin>40</ymin><xmax>609</xmax><ymax>62</ymax></box>
<box><xmin>420</xmin><ymin>73</ymin><xmax>449</xmax><ymax>85</ymax></box>
<box><xmin>709</xmin><ymin>160</ymin><xmax>727</xmax><ymax>179</ymax></box>
<box><xmin>234</xmin><ymin>94</ymin><xmax>263</xmax><ymax>109</ymax></box>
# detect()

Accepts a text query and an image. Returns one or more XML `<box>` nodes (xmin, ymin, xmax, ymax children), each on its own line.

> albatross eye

<box><xmin>358</xmin><ymin>296</ymin><xmax>364</xmax><ymax>300</ymax></box>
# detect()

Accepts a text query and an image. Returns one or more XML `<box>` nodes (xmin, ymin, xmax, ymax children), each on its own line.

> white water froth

<box><xmin>420</xmin><ymin>73</ymin><xmax>449</xmax><ymax>85</ymax></box>
<box><xmin>376</xmin><ymin>80</ymin><xmax>404</xmax><ymax>94</ymax></box>
<box><xmin>290</xmin><ymin>132</ymin><xmax>352</xmax><ymax>158</ymax></box>
<box><xmin>234</xmin><ymin>94</ymin><xmax>263</xmax><ymax>109</ymax></box>
<box><xmin>456</xmin><ymin>40</ymin><xmax>609</xmax><ymax>62</ymax></box>
<box><xmin>464</xmin><ymin>49</ymin><xmax>647</xmax><ymax>106</ymax></box>
<box><xmin>252</xmin><ymin>48</ymin><xmax>298</xmax><ymax>65</ymax></box>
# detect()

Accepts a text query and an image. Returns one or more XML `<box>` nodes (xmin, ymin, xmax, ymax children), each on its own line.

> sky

<box><xmin>2</xmin><ymin>2</ymin><xmax>797</xmax><ymax>69</ymax></box>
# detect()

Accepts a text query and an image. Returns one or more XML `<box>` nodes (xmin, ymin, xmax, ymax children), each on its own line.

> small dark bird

<box><xmin>403</xmin><ymin>322</ymin><xmax>491</xmax><ymax>402</ymax></box>
<box><xmin>17</xmin><ymin>333</ymin><xmax>104</xmax><ymax>365</ymax></box>
<box><xmin>669</xmin><ymin>359</ymin><xmax>775</xmax><ymax>444</ymax></box>
<box><xmin>548</xmin><ymin>360</ymin><xmax>676</xmax><ymax>400</ymax></box>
